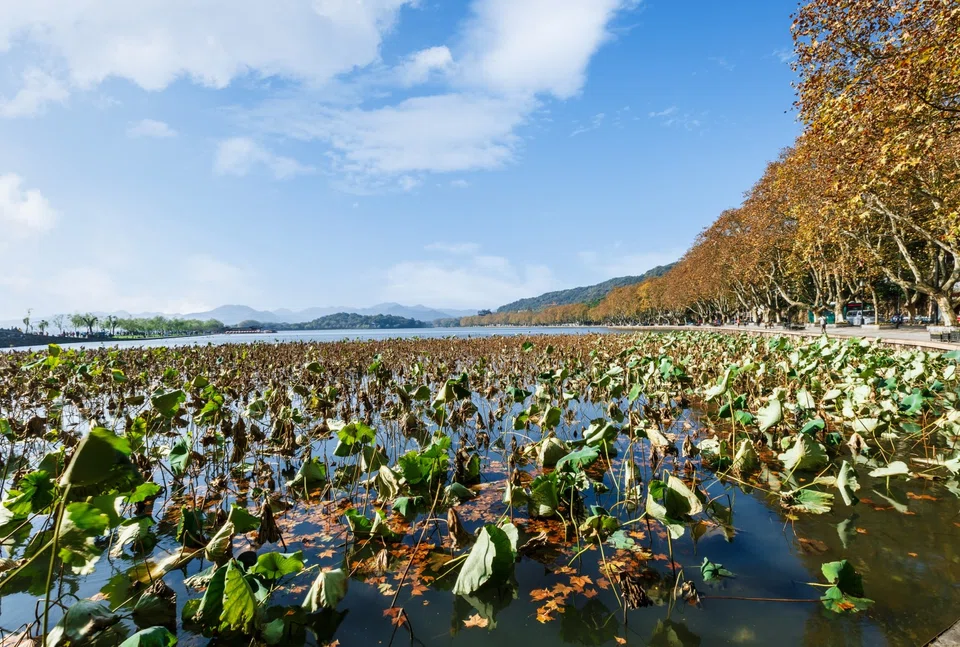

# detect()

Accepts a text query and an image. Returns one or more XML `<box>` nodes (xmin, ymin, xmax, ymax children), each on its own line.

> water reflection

<box><xmin>452</xmin><ymin>583</ymin><xmax>517</xmax><ymax>631</ymax></box>
<box><xmin>559</xmin><ymin>598</ymin><xmax>620</xmax><ymax>645</ymax></box>
<box><xmin>649</xmin><ymin>619</ymin><xmax>701</xmax><ymax>646</ymax></box>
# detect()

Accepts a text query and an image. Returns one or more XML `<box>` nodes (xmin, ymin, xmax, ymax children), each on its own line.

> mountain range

<box><xmin>1</xmin><ymin>303</ymin><xmax>477</xmax><ymax>328</ymax></box>
<box><xmin>185</xmin><ymin>303</ymin><xmax>476</xmax><ymax>325</ymax></box>
<box><xmin>496</xmin><ymin>264</ymin><xmax>676</xmax><ymax>313</ymax></box>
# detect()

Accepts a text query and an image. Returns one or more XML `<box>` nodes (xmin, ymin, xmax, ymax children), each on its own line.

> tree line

<box><xmin>467</xmin><ymin>0</ymin><xmax>960</xmax><ymax>327</ymax></box>
<box><xmin>18</xmin><ymin>312</ymin><xmax>224</xmax><ymax>337</ymax></box>
<box><xmin>235</xmin><ymin>313</ymin><xmax>430</xmax><ymax>330</ymax></box>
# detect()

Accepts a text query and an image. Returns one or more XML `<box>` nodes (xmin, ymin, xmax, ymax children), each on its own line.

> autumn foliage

<box><xmin>467</xmin><ymin>0</ymin><xmax>960</xmax><ymax>327</ymax></box>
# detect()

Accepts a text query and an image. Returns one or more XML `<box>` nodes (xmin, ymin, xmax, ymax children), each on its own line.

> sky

<box><xmin>0</xmin><ymin>0</ymin><xmax>802</xmax><ymax>319</ymax></box>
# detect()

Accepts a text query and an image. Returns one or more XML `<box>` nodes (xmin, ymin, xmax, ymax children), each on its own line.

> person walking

<box><xmin>819</xmin><ymin>314</ymin><xmax>827</xmax><ymax>335</ymax></box>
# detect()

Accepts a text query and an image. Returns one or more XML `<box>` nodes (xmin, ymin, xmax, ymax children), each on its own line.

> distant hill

<box><xmin>1</xmin><ymin>302</ymin><xmax>476</xmax><ymax>329</ymax></box>
<box><xmin>496</xmin><ymin>264</ymin><xmax>675</xmax><ymax>313</ymax></box>
<box><xmin>361</xmin><ymin>303</ymin><xmax>475</xmax><ymax>322</ymax></box>
<box><xmin>235</xmin><ymin>313</ymin><xmax>430</xmax><ymax>330</ymax></box>
<box><xmin>169</xmin><ymin>303</ymin><xmax>475</xmax><ymax>325</ymax></box>
<box><xmin>182</xmin><ymin>305</ymin><xmax>278</xmax><ymax>324</ymax></box>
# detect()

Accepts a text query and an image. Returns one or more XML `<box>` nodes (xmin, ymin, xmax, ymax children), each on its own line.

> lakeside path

<box><xmin>616</xmin><ymin>324</ymin><xmax>959</xmax><ymax>352</ymax></box>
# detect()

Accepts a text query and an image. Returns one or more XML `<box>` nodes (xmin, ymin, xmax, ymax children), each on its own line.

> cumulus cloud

<box><xmin>247</xmin><ymin>93</ymin><xmax>532</xmax><ymax>178</ymax></box>
<box><xmin>214</xmin><ymin>137</ymin><xmax>315</xmax><ymax>180</ymax></box>
<box><xmin>0</xmin><ymin>68</ymin><xmax>68</xmax><ymax>117</ymax></box>
<box><xmin>459</xmin><ymin>0</ymin><xmax>626</xmax><ymax>99</ymax></box>
<box><xmin>0</xmin><ymin>0</ymin><xmax>637</xmax><ymax>190</ymax></box>
<box><xmin>383</xmin><ymin>247</ymin><xmax>555</xmax><ymax>308</ymax></box>
<box><xmin>0</xmin><ymin>173</ymin><xmax>58</xmax><ymax>237</ymax></box>
<box><xmin>127</xmin><ymin>118</ymin><xmax>177</xmax><ymax>138</ymax></box>
<box><xmin>0</xmin><ymin>0</ymin><xmax>414</xmax><ymax>92</ymax></box>
<box><xmin>234</xmin><ymin>0</ymin><xmax>637</xmax><ymax>187</ymax></box>
<box><xmin>397</xmin><ymin>46</ymin><xmax>454</xmax><ymax>86</ymax></box>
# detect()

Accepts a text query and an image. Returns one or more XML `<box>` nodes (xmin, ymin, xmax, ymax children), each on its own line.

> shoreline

<box><xmin>0</xmin><ymin>332</ymin><xmax>215</xmax><ymax>349</ymax></box>
<box><xmin>613</xmin><ymin>324</ymin><xmax>958</xmax><ymax>352</ymax></box>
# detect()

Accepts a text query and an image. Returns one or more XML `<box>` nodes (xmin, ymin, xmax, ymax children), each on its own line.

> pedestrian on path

<box><xmin>819</xmin><ymin>314</ymin><xmax>827</xmax><ymax>335</ymax></box>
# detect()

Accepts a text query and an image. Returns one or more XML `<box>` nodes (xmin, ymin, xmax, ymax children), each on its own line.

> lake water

<box><xmin>4</xmin><ymin>326</ymin><xmax>613</xmax><ymax>354</ymax></box>
<box><xmin>3</xmin><ymin>330</ymin><xmax>959</xmax><ymax>646</ymax></box>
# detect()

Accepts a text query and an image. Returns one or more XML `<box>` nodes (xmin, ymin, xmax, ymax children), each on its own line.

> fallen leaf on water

<box><xmin>530</xmin><ymin>588</ymin><xmax>552</xmax><ymax>601</ymax></box>
<box><xmin>908</xmin><ymin>552</ymin><xmax>918</xmax><ymax>557</ymax></box>
<box><xmin>383</xmin><ymin>607</ymin><xmax>407</xmax><ymax>627</ymax></box>
<box><xmin>615</xmin><ymin>638</ymin><xmax>627</xmax><ymax>645</ymax></box>
<box><xmin>570</xmin><ymin>575</ymin><xmax>592</xmax><ymax>590</ymax></box>
<box><xmin>463</xmin><ymin>614</ymin><xmax>489</xmax><ymax>628</ymax></box>
<box><xmin>906</xmin><ymin>492</ymin><xmax>937</xmax><ymax>501</ymax></box>
<box><xmin>798</xmin><ymin>537</ymin><xmax>829</xmax><ymax>554</ymax></box>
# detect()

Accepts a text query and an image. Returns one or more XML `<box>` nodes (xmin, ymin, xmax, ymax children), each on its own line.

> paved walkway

<box><xmin>931</xmin><ymin>622</ymin><xmax>960</xmax><ymax>646</ymax></box>
<box><xmin>615</xmin><ymin>324</ymin><xmax>958</xmax><ymax>352</ymax></box>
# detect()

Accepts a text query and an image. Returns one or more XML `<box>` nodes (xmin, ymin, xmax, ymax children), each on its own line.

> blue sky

<box><xmin>0</xmin><ymin>0</ymin><xmax>801</xmax><ymax>319</ymax></box>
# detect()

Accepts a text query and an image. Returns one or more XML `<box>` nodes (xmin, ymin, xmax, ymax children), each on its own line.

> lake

<box><xmin>3</xmin><ymin>326</ymin><xmax>613</xmax><ymax>354</ymax></box>
<box><xmin>1</xmin><ymin>330</ymin><xmax>958</xmax><ymax>647</ymax></box>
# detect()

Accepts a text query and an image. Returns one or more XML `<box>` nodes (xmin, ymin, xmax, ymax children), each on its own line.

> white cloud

<box><xmin>183</xmin><ymin>254</ymin><xmax>248</xmax><ymax>286</ymax></box>
<box><xmin>248</xmin><ymin>93</ymin><xmax>533</xmax><ymax>178</ymax></box>
<box><xmin>397</xmin><ymin>46</ymin><xmax>454</xmax><ymax>86</ymax></box>
<box><xmin>384</xmin><ymin>248</ymin><xmax>555</xmax><ymax>308</ymax></box>
<box><xmin>425</xmin><ymin>242</ymin><xmax>481</xmax><ymax>255</ymax></box>
<box><xmin>2</xmin><ymin>252</ymin><xmax>257</xmax><ymax>319</ymax></box>
<box><xmin>459</xmin><ymin>0</ymin><xmax>627</xmax><ymax>99</ymax></box>
<box><xmin>235</xmin><ymin>0</ymin><xmax>636</xmax><ymax>188</ymax></box>
<box><xmin>398</xmin><ymin>175</ymin><xmax>421</xmax><ymax>192</ymax></box>
<box><xmin>449</xmin><ymin>179</ymin><xmax>470</xmax><ymax>188</ymax></box>
<box><xmin>0</xmin><ymin>0</ymin><xmax>636</xmax><ymax>191</ymax></box>
<box><xmin>773</xmin><ymin>47</ymin><xmax>796</xmax><ymax>64</ymax></box>
<box><xmin>570</xmin><ymin>112</ymin><xmax>605</xmax><ymax>136</ymax></box>
<box><xmin>127</xmin><ymin>118</ymin><xmax>177</xmax><ymax>138</ymax></box>
<box><xmin>214</xmin><ymin>137</ymin><xmax>315</xmax><ymax>180</ymax></box>
<box><xmin>0</xmin><ymin>68</ymin><xmax>68</xmax><ymax>117</ymax></box>
<box><xmin>0</xmin><ymin>173</ymin><xmax>58</xmax><ymax>237</ymax></box>
<box><xmin>648</xmin><ymin>106</ymin><xmax>676</xmax><ymax>118</ymax></box>
<box><xmin>0</xmin><ymin>1</ymin><xmax>414</xmax><ymax>92</ymax></box>
<box><xmin>578</xmin><ymin>246</ymin><xmax>681</xmax><ymax>279</ymax></box>
<box><xmin>648</xmin><ymin>106</ymin><xmax>703</xmax><ymax>130</ymax></box>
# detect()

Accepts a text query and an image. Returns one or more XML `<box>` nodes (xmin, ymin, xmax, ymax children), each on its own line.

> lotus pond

<box><xmin>1</xmin><ymin>331</ymin><xmax>959</xmax><ymax>647</ymax></box>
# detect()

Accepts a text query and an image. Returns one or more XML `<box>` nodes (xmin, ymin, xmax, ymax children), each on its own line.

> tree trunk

<box><xmin>937</xmin><ymin>295</ymin><xmax>957</xmax><ymax>326</ymax></box>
